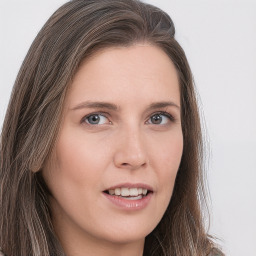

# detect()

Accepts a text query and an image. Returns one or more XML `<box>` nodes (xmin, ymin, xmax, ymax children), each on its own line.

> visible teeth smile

<box><xmin>108</xmin><ymin>188</ymin><xmax>148</xmax><ymax>197</ymax></box>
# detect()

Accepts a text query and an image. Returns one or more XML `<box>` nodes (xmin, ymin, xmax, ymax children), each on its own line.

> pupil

<box><xmin>89</xmin><ymin>115</ymin><xmax>100</xmax><ymax>124</ymax></box>
<box><xmin>151</xmin><ymin>114</ymin><xmax>162</xmax><ymax>124</ymax></box>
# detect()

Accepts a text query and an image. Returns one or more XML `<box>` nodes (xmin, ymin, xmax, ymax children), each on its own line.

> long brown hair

<box><xmin>0</xmin><ymin>0</ymin><xmax>223</xmax><ymax>255</ymax></box>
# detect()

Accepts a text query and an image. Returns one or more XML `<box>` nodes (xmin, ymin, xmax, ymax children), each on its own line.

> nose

<box><xmin>113</xmin><ymin>128</ymin><xmax>147</xmax><ymax>170</ymax></box>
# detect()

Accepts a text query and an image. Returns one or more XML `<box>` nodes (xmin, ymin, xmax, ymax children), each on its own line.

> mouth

<box><xmin>103</xmin><ymin>186</ymin><xmax>153</xmax><ymax>201</ymax></box>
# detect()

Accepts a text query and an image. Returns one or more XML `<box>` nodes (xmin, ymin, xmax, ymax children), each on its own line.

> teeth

<box><xmin>125</xmin><ymin>195</ymin><xmax>143</xmax><ymax>200</ymax></box>
<box><xmin>115</xmin><ymin>188</ymin><xmax>121</xmax><ymax>196</ymax></box>
<box><xmin>109</xmin><ymin>189</ymin><xmax>115</xmax><ymax>195</ymax></box>
<box><xmin>130</xmin><ymin>188</ymin><xmax>139</xmax><ymax>196</ymax></box>
<box><xmin>108</xmin><ymin>187</ymin><xmax>148</xmax><ymax>196</ymax></box>
<box><xmin>121</xmin><ymin>188</ymin><xmax>129</xmax><ymax>196</ymax></box>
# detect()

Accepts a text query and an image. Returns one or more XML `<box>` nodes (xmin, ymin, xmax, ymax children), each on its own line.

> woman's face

<box><xmin>43</xmin><ymin>44</ymin><xmax>183</xmax><ymax>252</ymax></box>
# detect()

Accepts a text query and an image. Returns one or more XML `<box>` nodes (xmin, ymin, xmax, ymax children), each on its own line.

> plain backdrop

<box><xmin>0</xmin><ymin>0</ymin><xmax>256</xmax><ymax>255</ymax></box>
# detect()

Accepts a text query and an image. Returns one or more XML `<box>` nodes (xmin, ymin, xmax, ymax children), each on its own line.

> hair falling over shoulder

<box><xmin>0</xmin><ymin>0</ymin><xmax>224</xmax><ymax>255</ymax></box>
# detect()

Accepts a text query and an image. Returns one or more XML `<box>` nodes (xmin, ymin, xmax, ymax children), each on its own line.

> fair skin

<box><xmin>43</xmin><ymin>44</ymin><xmax>183</xmax><ymax>256</ymax></box>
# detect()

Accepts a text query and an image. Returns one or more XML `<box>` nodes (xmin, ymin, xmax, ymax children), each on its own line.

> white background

<box><xmin>0</xmin><ymin>0</ymin><xmax>255</xmax><ymax>255</ymax></box>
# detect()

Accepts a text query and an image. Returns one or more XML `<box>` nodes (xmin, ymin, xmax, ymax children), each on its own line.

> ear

<box><xmin>30</xmin><ymin>163</ymin><xmax>42</xmax><ymax>173</ymax></box>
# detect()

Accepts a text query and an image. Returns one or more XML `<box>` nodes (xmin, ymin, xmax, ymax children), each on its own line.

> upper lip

<box><xmin>104</xmin><ymin>183</ymin><xmax>154</xmax><ymax>192</ymax></box>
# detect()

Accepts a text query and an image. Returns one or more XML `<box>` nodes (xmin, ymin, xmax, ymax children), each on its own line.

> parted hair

<box><xmin>0</xmin><ymin>0</ymin><xmax>223</xmax><ymax>255</ymax></box>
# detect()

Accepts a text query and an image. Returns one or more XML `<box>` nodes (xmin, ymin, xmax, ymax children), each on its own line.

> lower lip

<box><xmin>103</xmin><ymin>192</ymin><xmax>153</xmax><ymax>210</ymax></box>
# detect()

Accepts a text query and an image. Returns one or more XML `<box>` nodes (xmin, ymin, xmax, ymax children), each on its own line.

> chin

<box><xmin>94</xmin><ymin>220</ymin><xmax>156</xmax><ymax>245</ymax></box>
<box><xmin>99</xmin><ymin>231</ymin><xmax>147</xmax><ymax>245</ymax></box>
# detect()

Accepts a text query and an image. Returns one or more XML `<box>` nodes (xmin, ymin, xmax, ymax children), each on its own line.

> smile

<box><xmin>106</xmin><ymin>187</ymin><xmax>148</xmax><ymax>199</ymax></box>
<box><xmin>103</xmin><ymin>184</ymin><xmax>153</xmax><ymax>210</ymax></box>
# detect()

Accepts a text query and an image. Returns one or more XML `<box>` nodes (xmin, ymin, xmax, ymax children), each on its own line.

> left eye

<box><xmin>148</xmin><ymin>113</ymin><xmax>171</xmax><ymax>125</ymax></box>
<box><xmin>84</xmin><ymin>114</ymin><xmax>110</xmax><ymax>125</ymax></box>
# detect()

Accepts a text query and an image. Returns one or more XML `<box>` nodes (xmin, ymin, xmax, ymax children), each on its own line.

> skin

<box><xmin>43</xmin><ymin>44</ymin><xmax>183</xmax><ymax>256</ymax></box>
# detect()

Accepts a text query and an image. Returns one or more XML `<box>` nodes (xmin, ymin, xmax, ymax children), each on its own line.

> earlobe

<box><xmin>30</xmin><ymin>163</ymin><xmax>42</xmax><ymax>173</ymax></box>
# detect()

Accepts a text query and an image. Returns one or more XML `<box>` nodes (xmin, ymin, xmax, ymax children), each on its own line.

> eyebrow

<box><xmin>70</xmin><ymin>101</ymin><xmax>180</xmax><ymax>111</ymax></box>
<box><xmin>71</xmin><ymin>101</ymin><xmax>119</xmax><ymax>111</ymax></box>
<box><xmin>148</xmin><ymin>102</ymin><xmax>180</xmax><ymax>110</ymax></box>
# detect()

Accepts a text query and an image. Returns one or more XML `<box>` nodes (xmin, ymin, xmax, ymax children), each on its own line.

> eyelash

<box><xmin>81</xmin><ymin>111</ymin><xmax>175</xmax><ymax>126</ymax></box>
<box><xmin>147</xmin><ymin>111</ymin><xmax>175</xmax><ymax>124</ymax></box>
<box><xmin>81</xmin><ymin>112</ymin><xmax>111</xmax><ymax>125</ymax></box>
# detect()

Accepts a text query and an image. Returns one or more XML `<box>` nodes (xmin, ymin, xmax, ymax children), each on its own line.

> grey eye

<box><xmin>148</xmin><ymin>113</ymin><xmax>171</xmax><ymax>125</ymax></box>
<box><xmin>150</xmin><ymin>114</ymin><xmax>163</xmax><ymax>124</ymax></box>
<box><xmin>85</xmin><ymin>114</ymin><xmax>109</xmax><ymax>125</ymax></box>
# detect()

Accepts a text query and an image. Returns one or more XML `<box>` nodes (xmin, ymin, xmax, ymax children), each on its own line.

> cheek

<box><xmin>54</xmin><ymin>129</ymin><xmax>110</xmax><ymax>185</ymax></box>
<box><xmin>42</xmin><ymin>129</ymin><xmax>112</xmax><ymax>222</ymax></box>
<box><xmin>151</xmin><ymin>131</ymin><xmax>183</xmax><ymax>197</ymax></box>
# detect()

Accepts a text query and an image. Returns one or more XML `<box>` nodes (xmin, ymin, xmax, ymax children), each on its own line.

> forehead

<box><xmin>66</xmin><ymin>44</ymin><xmax>180</xmax><ymax>109</ymax></box>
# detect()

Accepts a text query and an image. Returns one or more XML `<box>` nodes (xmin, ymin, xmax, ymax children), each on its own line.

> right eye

<box><xmin>82</xmin><ymin>114</ymin><xmax>110</xmax><ymax>125</ymax></box>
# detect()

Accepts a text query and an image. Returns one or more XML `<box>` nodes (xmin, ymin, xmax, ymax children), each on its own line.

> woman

<box><xmin>0</xmin><ymin>0</ymin><xmax>224</xmax><ymax>255</ymax></box>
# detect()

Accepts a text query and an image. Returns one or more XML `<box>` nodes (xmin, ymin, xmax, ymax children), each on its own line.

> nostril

<box><xmin>114</xmin><ymin>150</ymin><xmax>147</xmax><ymax>170</ymax></box>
